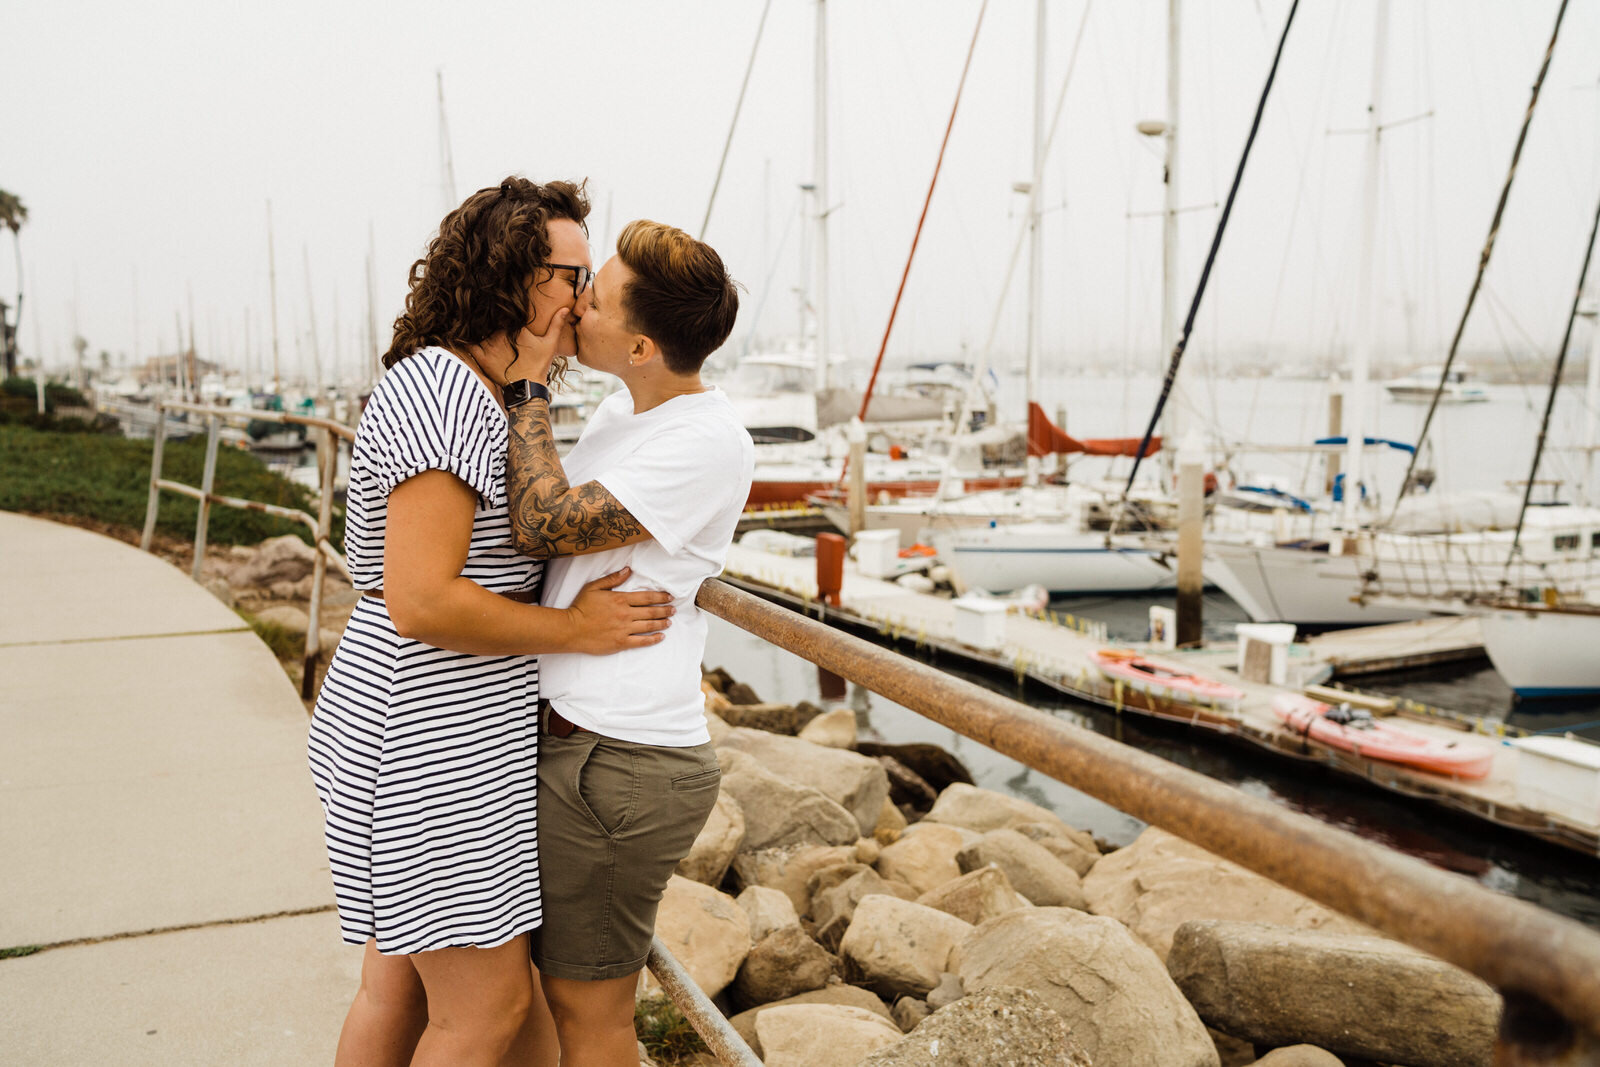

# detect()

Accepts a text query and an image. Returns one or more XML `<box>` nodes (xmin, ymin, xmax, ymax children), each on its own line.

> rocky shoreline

<box><xmin>647</xmin><ymin>670</ymin><xmax>1502</xmax><ymax>1067</ymax></box>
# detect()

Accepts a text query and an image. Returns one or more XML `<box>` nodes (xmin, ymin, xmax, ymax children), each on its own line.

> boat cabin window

<box><xmin>1553</xmin><ymin>533</ymin><xmax>1580</xmax><ymax>551</ymax></box>
<box><xmin>1592</xmin><ymin>531</ymin><xmax>1600</xmax><ymax>550</ymax></box>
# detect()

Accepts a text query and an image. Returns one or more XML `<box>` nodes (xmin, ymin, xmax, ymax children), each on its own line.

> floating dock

<box><xmin>718</xmin><ymin>542</ymin><xmax>1598</xmax><ymax>857</ymax></box>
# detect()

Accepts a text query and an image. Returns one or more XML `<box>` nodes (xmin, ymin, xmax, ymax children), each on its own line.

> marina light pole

<box><xmin>1024</xmin><ymin>0</ymin><xmax>1046</xmax><ymax>490</ymax></box>
<box><xmin>1159</xmin><ymin>0</ymin><xmax>1185</xmax><ymax>476</ymax></box>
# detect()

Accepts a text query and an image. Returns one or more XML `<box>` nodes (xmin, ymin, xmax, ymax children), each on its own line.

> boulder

<box><xmin>732</xmin><ymin>924</ymin><xmax>837</xmax><ymax>1007</ymax></box>
<box><xmin>925</xmin><ymin>782</ymin><xmax>1074</xmax><ymax>835</ymax></box>
<box><xmin>798</xmin><ymin>706</ymin><xmax>858</xmax><ymax>748</ymax></box>
<box><xmin>1209</xmin><ymin>1027</ymin><xmax>1259</xmax><ymax>1067</ymax></box>
<box><xmin>674</xmin><ymin>790</ymin><xmax>745</xmax><ymax>885</ymax></box>
<box><xmin>854</xmin><ymin>836</ymin><xmax>882</xmax><ymax>865</ymax></box>
<box><xmin>874</xmin><ymin>755</ymin><xmax>939</xmax><ymax>810</ymax></box>
<box><xmin>731</xmin><ymin>845</ymin><xmax>858</xmax><ymax>915</ymax></box>
<box><xmin>891</xmin><ymin>996</ymin><xmax>930</xmax><ymax>1033</ymax></box>
<box><xmin>703</xmin><ymin>707</ymin><xmax>732</xmax><ymax>745</ymax></box>
<box><xmin>754</xmin><ymin>1004</ymin><xmax>903</xmax><ymax>1067</ymax></box>
<box><xmin>728</xmin><ymin>983</ymin><xmax>892</xmax><ymax>1055</ymax></box>
<box><xmin>857</xmin><ymin>742</ymin><xmax>974</xmax><ymax>793</ymax></box>
<box><xmin>1082</xmin><ymin>827</ymin><xmax>1371</xmax><ymax>962</ymax></box>
<box><xmin>725</xmin><ymin>680</ymin><xmax>763</xmax><ymax>705</ymax></box>
<box><xmin>925</xmin><ymin>971</ymin><xmax>964</xmax><ymax>1011</ymax></box>
<box><xmin>810</xmin><ymin>865</ymin><xmax>919</xmax><ymax>949</ymax></box>
<box><xmin>717</xmin><ymin>727</ymin><xmax>890</xmax><ymax>835</ymax></box>
<box><xmin>636</xmin><ymin>1039</ymin><xmax>658</xmax><ymax>1067</ymax></box>
<box><xmin>860</xmin><ymin>987</ymin><xmax>1092</xmax><ymax>1067</ymax></box>
<box><xmin>736</xmin><ymin>885</ymin><xmax>800</xmax><ymax>944</ymax></box>
<box><xmin>1013</xmin><ymin>820</ymin><xmax>1100</xmax><ymax>877</ymax></box>
<box><xmin>202</xmin><ymin>576</ymin><xmax>236</xmax><ymax>608</ymax></box>
<box><xmin>715</xmin><ymin>750</ymin><xmax>859</xmax><ymax>851</ymax></box>
<box><xmin>1168</xmin><ymin>919</ymin><xmax>1500</xmax><ymax>1067</ymax></box>
<box><xmin>957</xmin><ymin>829</ymin><xmax>1087</xmax><ymax>909</ymax></box>
<box><xmin>955</xmin><ymin>907</ymin><xmax>1219</xmax><ymax>1067</ymax></box>
<box><xmin>229</xmin><ymin>533</ymin><xmax>316</xmax><ymax>589</ymax></box>
<box><xmin>702</xmin><ymin>666</ymin><xmax>735</xmax><ymax>694</ymax></box>
<box><xmin>839</xmin><ymin>895</ymin><xmax>973</xmax><ymax>998</ymax></box>
<box><xmin>874</xmin><ymin>822</ymin><xmax>967</xmax><ymax>896</ymax></box>
<box><xmin>645</xmin><ymin>876</ymin><xmax>750</xmax><ymax>1000</ymax></box>
<box><xmin>916</xmin><ymin>866</ymin><xmax>1031</xmax><ymax>926</ymax></box>
<box><xmin>1253</xmin><ymin>1048</ymin><xmax>1345</xmax><ymax>1067</ymax></box>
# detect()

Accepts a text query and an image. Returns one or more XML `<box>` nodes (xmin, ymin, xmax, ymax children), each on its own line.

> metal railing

<box><xmin>693</xmin><ymin>578</ymin><xmax>1600</xmax><ymax>1063</ymax></box>
<box><xmin>138</xmin><ymin>399</ymin><xmax>355</xmax><ymax>697</ymax></box>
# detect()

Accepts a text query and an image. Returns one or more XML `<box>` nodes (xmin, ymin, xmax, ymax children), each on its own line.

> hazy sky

<box><xmin>5</xmin><ymin>0</ymin><xmax>1598</xmax><ymax>385</ymax></box>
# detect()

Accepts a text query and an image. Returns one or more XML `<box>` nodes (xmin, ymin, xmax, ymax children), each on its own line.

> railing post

<box><xmin>140</xmin><ymin>401</ymin><xmax>168</xmax><ymax>552</ymax></box>
<box><xmin>191</xmin><ymin>414</ymin><xmax>221</xmax><ymax>582</ymax></box>
<box><xmin>302</xmin><ymin>428</ymin><xmax>336</xmax><ymax>700</ymax></box>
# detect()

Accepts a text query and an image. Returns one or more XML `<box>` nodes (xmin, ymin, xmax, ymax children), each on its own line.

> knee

<box><xmin>435</xmin><ymin>981</ymin><xmax>532</xmax><ymax>1047</ymax></box>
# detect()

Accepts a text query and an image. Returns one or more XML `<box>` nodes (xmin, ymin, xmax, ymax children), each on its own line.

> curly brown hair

<box><xmin>383</xmin><ymin>176</ymin><xmax>591</xmax><ymax>379</ymax></box>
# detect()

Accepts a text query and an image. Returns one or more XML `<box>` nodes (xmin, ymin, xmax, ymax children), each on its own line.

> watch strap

<box><xmin>504</xmin><ymin>378</ymin><xmax>551</xmax><ymax>408</ymax></box>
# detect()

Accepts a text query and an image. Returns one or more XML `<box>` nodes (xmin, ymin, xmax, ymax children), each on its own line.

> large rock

<box><xmin>728</xmin><ymin>983</ymin><xmax>892</xmax><ymax>1056</ymax></box>
<box><xmin>737</xmin><ymin>885</ymin><xmax>800</xmax><ymax>944</ymax></box>
<box><xmin>645</xmin><ymin>875</ymin><xmax>751</xmax><ymax>1000</ymax></box>
<box><xmin>860</xmin><ymin>987</ymin><xmax>1092</xmax><ymax>1067</ymax></box>
<box><xmin>718</xmin><ymin>701</ymin><xmax>824</xmax><ymax>735</ymax></box>
<box><xmin>810</xmin><ymin>865</ymin><xmax>918</xmax><ymax>949</ymax></box>
<box><xmin>1013</xmin><ymin>820</ymin><xmax>1100</xmax><ymax>877</ymax></box>
<box><xmin>731</xmin><ymin>845</ymin><xmax>857</xmax><ymax>915</ymax></box>
<box><xmin>732</xmin><ymin>924</ymin><xmax>836</xmax><ymax>1007</ymax></box>
<box><xmin>874</xmin><ymin>755</ymin><xmax>939</xmax><ymax>811</ymax></box>
<box><xmin>915</xmin><ymin>865</ymin><xmax>1031</xmax><ymax>926</ymax></box>
<box><xmin>754</xmin><ymin>1004</ymin><xmax>903</xmax><ymax>1067</ymax></box>
<box><xmin>958</xmin><ymin>828</ymin><xmax>1087</xmax><ymax>909</ymax></box>
<box><xmin>874</xmin><ymin>823</ymin><xmax>967</xmax><ymax>895</ymax></box>
<box><xmin>718</xmin><ymin>727</ymin><xmax>890</xmax><ymax>835</ymax></box>
<box><xmin>674</xmin><ymin>790</ymin><xmax>745</xmax><ymax>885</ymax></box>
<box><xmin>857</xmin><ymin>742</ymin><xmax>974</xmax><ymax>794</ymax></box>
<box><xmin>798</xmin><ymin>705</ymin><xmax>858</xmax><ymax>749</ymax></box>
<box><xmin>716</xmin><ymin>749</ymin><xmax>860</xmax><ymax>851</ymax></box>
<box><xmin>924</xmin><ymin>782</ymin><xmax>1071</xmax><ymax>834</ymax></box>
<box><xmin>1083</xmin><ymin>827</ymin><xmax>1370</xmax><ymax>961</ymax></box>
<box><xmin>839</xmin><ymin>895</ymin><xmax>973</xmax><ymax>998</ymax></box>
<box><xmin>874</xmin><ymin>796</ymin><xmax>908</xmax><ymax>841</ymax></box>
<box><xmin>1168</xmin><ymin>920</ymin><xmax>1501</xmax><ymax>1067</ymax></box>
<box><xmin>229</xmin><ymin>533</ymin><xmax>317</xmax><ymax>588</ymax></box>
<box><xmin>1254</xmin><ymin>1048</ymin><xmax>1345</xmax><ymax>1067</ymax></box>
<box><xmin>954</xmin><ymin>907</ymin><xmax>1220</xmax><ymax>1067</ymax></box>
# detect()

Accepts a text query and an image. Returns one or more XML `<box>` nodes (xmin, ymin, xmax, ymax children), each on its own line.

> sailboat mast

<box><xmin>366</xmin><ymin>222</ymin><xmax>379</xmax><ymax>388</ymax></box>
<box><xmin>1341</xmin><ymin>0</ymin><xmax>1390</xmax><ymax>533</ymax></box>
<box><xmin>1025</xmin><ymin>0</ymin><xmax>1046</xmax><ymax>489</ymax></box>
<box><xmin>437</xmin><ymin>71</ymin><xmax>457</xmax><ymax>216</ymax></box>
<box><xmin>1158</xmin><ymin>0</ymin><xmax>1185</xmax><ymax>470</ymax></box>
<box><xmin>1583</xmin><ymin>295</ymin><xmax>1600</xmax><ymax>506</ymax></box>
<box><xmin>267</xmin><ymin>200</ymin><xmax>281</xmax><ymax>395</ymax></box>
<box><xmin>813</xmin><ymin>0</ymin><xmax>831</xmax><ymax>390</ymax></box>
<box><xmin>303</xmin><ymin>245</ymin><xmax>324</xmax><ymax>398</ymax></box>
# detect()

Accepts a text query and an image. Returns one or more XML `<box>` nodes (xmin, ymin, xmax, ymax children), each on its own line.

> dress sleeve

<box><xmin>361</xmin><ymin>351</ymin><xmax>503</xmax><ymax>502</ymax></box>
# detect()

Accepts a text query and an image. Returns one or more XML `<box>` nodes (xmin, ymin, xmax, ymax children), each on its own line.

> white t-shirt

<box><xmin>538</xmin><ymin>386</ymin><xmax>755</xmax><ymax>746</ymax></box>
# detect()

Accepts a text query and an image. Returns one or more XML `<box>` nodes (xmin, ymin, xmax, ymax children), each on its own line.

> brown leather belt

<box><xmin>538</xmin><ymin>699</ymin><xmax>589</xmax><ymax>738</ymax></box>
<box><xmin>362</xmin><ymin>587</ymin><xmax>541</xmax><ymax>605</ymax></box>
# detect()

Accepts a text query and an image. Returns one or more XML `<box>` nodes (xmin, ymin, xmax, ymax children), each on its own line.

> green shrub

<box><xmin>1</xmin><ymin>376</ymin><xmax>89</xmax><ymax>411</ymax></box>
<box><xmin>0</xmin><ymin>424</ymin><xmax>344</xmax><ymax>546</ymax></box>
<box><xmin>634</xmin><ymin>996</ymin><xmax>708</xmax><ymax>1064</ymax></box>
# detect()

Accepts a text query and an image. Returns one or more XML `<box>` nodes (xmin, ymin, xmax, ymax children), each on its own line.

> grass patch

<box><xmin>240</xmin><ymin>610</ymin><xmax>305</xmax><ymax>661</ymax></box>
<box><xmin>0</xmin><ymin>424</ymin><xmax>342</xmax><ymax>547</ymax></box>
<box><xmin>0</xmin><ymin>945</ymin><xmax>42</xmax><ymax>959</ymax></box>
<box><xmin>634</xmin><ymin>996</ymin><xmax>709</xmax><ymax>1064</ymax></box>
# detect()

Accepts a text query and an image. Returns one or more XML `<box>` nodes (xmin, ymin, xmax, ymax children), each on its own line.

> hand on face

<box><xmin>468</xmin><ymin>307</ymin><xmax>570</xmax><ymax>387</ymax></box>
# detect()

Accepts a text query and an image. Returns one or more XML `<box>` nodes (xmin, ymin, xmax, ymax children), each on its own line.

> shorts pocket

<box><xmin>573</xmin><ymin>741</ymin><xmax>639</xmax><ymax>837</ymax></box>
<box><xmin>669</xmin><ymin>765</ymin><xmax>722</xmax><ymax>791</ymax></box>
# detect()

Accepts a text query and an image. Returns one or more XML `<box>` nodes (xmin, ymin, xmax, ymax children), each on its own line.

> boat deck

<box><xmin>718</xmin><ymin>542</ymin><xmax>1597</xmax><ymax>856</ymax></box>
<box><xmin>1304</xmin><ymin>615</ymin><xmax>1487</xmax><ymax>676</ymax></box>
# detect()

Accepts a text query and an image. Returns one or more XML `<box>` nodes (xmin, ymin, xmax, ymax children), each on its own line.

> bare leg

<box><xmin>542</xmin><ymin>971</ymin><xmax>641</xmax><ymax>1067</ymax></box>
<box><xmin>408</xmin><ymin>934</ymin><xmax>534</xmax><ymax>1067</ymax></box>
<box><xmin>334</xmin><ymin>940</ymin><xmax>428</xmax><ymax>1067</ymax></box>
<box><xmin>500</xmin><ymin>963</ymin><xmax>560</xmax><ymax>1067</ymax></box>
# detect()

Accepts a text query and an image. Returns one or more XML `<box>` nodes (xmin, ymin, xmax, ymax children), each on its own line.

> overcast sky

<box><xmin>5</xmin><ymin>0</ymin><xmax>1598</xmax><ymax>384</ymax></box>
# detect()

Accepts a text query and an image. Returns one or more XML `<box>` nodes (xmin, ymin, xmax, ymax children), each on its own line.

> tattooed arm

<box><xmin>505</xmin><ymin>398</ymin><xmax>654</xmax><ymax>559</ymax></box>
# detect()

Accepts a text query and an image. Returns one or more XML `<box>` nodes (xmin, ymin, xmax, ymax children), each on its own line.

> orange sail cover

<box><xmin>1027</xmin><ymin>403</ymin><xmax>1161</xmax><ymax>459</ymax></box>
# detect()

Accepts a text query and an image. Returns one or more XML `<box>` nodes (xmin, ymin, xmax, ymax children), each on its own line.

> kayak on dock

<box><xmin>1090</xmin><ymin>649</ymin><xmax>1246</xmax><ymax>709</ymax></box>
<box><xmin>1271</xmin><ymin>693</ymin><xmax>1495</xmax><ymax>780</ymax></box>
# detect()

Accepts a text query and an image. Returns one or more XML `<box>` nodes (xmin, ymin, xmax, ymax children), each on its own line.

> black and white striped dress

<box><xmin>307</xmin><ymin>347</ymin><xmax>543</xmax><ymax>956</ymax></box>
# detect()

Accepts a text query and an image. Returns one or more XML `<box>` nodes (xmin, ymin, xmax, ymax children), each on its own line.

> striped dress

<box><xmin>307</xmin><ymin>347</ymin><xmax>543</xmax><ymax>956</ymax></box>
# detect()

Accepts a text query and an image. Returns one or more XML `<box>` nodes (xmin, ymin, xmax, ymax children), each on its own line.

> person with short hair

<box><xmin>475</xmin><ymin>218</ymin><xmax>752</xmax><ymax>1066</ymax></box>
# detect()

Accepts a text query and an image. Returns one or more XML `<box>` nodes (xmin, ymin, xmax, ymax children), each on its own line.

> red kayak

<box><xmin>1271</xmin><ymin>693</ymin><xmax>1495</xmax><ymax>779</ymax></box>
<box><xmin>1090</xmin><ymin>649</ymin><xmax>1246</xmax><ymax>708</ymax></box>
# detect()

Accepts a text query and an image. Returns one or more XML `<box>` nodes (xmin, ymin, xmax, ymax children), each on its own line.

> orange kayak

<box><xmin>1271</xmin><ymin>693</ymin><xmax>1495</xmax><ymax>779</ymax></box>
<box><xmin>1090</xmin><ymin>649</ymin><xmax>1246</xmax><ymax>708</ymax></box>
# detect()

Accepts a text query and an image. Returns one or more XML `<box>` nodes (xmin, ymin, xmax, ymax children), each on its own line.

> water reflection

<box><xmin>705</xmin><ymin>615</ymin><xmax>1600</xmax><ymax>931</ymax></box>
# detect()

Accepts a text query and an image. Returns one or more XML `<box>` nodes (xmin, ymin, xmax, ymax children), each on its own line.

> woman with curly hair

<box><xmin>306</xmin><ymin>176</ymin><xmax>662</xmax><ymax>1067</ymax></box>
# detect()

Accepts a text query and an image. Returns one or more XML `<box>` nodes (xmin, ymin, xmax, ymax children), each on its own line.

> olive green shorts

<box><xmin>530</xmin><ymin>721</ymin><xmax>722</xmax><ymax>982</ymax></box>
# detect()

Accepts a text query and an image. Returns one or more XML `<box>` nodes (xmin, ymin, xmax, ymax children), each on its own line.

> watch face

<box><xmin>506</xmin><ymin>379</ymin><xmax>549</xmax><ymax>407</ymax></box>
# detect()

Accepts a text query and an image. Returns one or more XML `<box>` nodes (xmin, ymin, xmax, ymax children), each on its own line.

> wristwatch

<box><xmin>503</xmin><ymin>378</ymin><xmax>551</xmax><ymax>408</ymax></box>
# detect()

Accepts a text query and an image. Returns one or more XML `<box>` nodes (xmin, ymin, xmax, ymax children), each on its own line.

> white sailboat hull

<box><xmin>1203</xmin><ymin>541</ymin><xmax>1429</xmax><ymax>626</ymax></box>
<box><xmin>935</xmin><ymin>523</ymin><xmax>1178</xmax><ymax>594</ymax></box>
<box><xmin>1480</xmin><ymin>608</ymin><xmax>1600</xmax><ymax>697</ymax></box>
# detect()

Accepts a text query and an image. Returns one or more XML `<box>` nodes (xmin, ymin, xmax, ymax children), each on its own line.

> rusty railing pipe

<box><xmin>695</xmin><ymin>579</ymin><xmax>1600</xmax><ymax>1043</ymax></box>
<box><xmin>645</xmin><ymin>937</ymin><xmax>762</xmax><ymax>1067</ymax></box>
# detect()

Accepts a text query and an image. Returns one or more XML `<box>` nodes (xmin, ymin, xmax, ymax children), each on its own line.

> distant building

<box><xmin>137</xmin><ymin>352</ymin><xmax>220</xmax><ymax>386</ymax></box>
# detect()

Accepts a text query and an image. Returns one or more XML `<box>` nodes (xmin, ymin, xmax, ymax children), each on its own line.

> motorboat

<box><xmin>1384</xmin><ymin>365</ymin><xmax>1489</xmax><ymax>404</ymax></box>
<box><xmin>1271</xmin><ymin>693</ymin><xmax>1495</xmax><ymax>778</ymax></box>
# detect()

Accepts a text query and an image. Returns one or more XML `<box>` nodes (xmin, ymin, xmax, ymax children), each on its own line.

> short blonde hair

<box><xmin>615</xmin><ymin>220</ymin><xmax>739</xmax><ymax>374</ymax></box>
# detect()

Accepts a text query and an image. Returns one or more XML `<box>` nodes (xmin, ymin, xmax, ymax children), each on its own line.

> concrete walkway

<box><xmin>0</xmin><ymin>513</ymin><xmax>357</xmax><ymax>1064</ymax></box>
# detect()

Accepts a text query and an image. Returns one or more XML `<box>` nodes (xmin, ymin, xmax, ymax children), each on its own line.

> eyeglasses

<box><xmin>547</xmin><ymin>263</ymin><xmax>595</xmax><ymax>298</ymax></box>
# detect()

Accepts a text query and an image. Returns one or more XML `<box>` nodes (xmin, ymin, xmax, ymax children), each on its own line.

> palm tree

<box><xmin>0</xmin><ymin>189</ymin><xmax>27</xmax><ymax>378</ymax></box>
